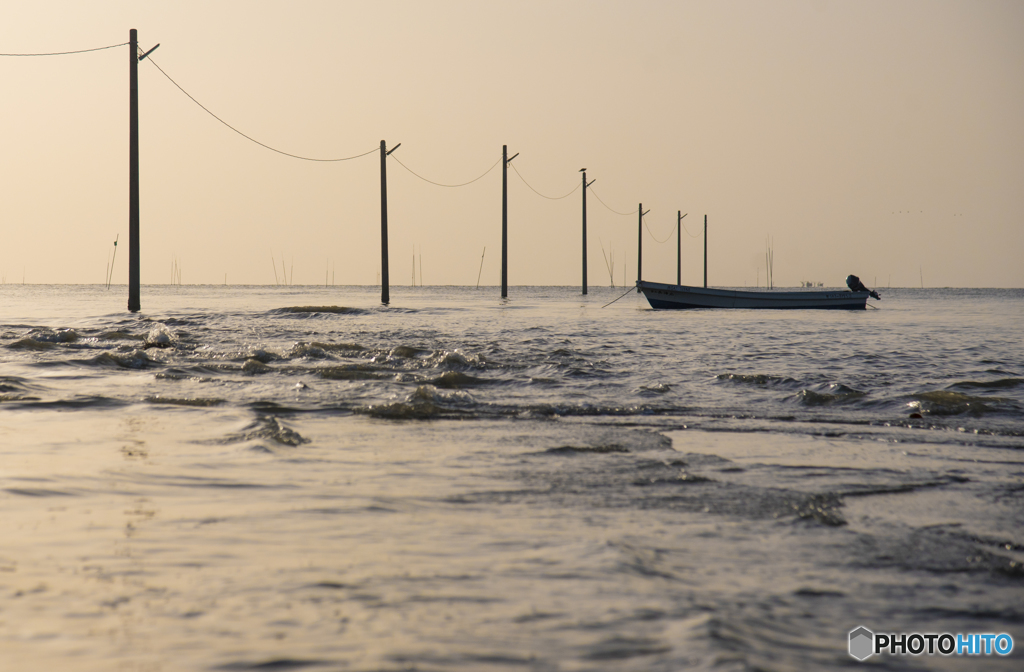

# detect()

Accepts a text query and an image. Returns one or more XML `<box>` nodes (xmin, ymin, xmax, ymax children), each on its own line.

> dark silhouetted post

<box><xmin>379</xmin><ymin>140</ymin><xmax>392</xmax><ymax>304</ymax></box>
<box><xmin>127</xmin><ymin>33</ymin><xmax>159</xmax><ymax>311</ymax></box>
<box><xmin>501</xmin><ymin>146</ymin><xmax>518</xmax><ymax>298</ymax></box>
<box><xmin>581</xmin><ymin>169</ymin><xmax>588</xmax><ymax>295</ymax></box>
<box><xmin>703</xmin><ymin>214</ymin><xmax>707</xmax><ymax>288</ymax></box>
<box><xmin>502</xmin><ymin>145</ymin><xmax>508</xmax><ymax>298</ymax></box>
<box><xmin>128</xmin><ymin>29</ymin><xmax>140</xmax><ymax>312</ymax></box>
<box><xmin>677</xmin><ymin>211</ymin><xmax>682</xmax><ymax>286</ymax></box>
<box><xmin>634</xmin><ymin>203</ymin><xmax>651</xmax><ymax>290</ymax></box>
<box><xmin>636</xmin><ymin>204</ymin><xmax>642</xmax><ymax>291</ymax></box>
<box><xmin>580</xmin><ymin>169</ymin><xmax>595</xmax><ymax>295</ymax></box>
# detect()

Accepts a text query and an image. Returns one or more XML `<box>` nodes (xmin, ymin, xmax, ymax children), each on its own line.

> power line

<box><xmin>510</xmin><ymin>163</ymin><xmax>580</xmax><ymax>200</ymax></box>
<box><xmin>145</xmin><ymin>57</ymin><xmax>376</xmax><ymax>162</ymax></box>
<box><xmin>589</xmin><ymin>188</ymin><xmax>637</xmax><ymax>216</ymax></box>
<box><xmin>680</xmin><ymin>216</ymin><xmax>701</xmax><ymax>238</ymax></box>
<box><xmin>390</xmin><ymin>154</ymin><xmax>501</xmax><ymax>187</ymax></box>
<box><xmin>644</xmin><ymin>214</ymin><xmax>675</xmax><ymax>244</ymax></box>
<box><xmin>0</xmin><ymin>42</ymin><xmax>128</xmax><ymax>56</ymax></box>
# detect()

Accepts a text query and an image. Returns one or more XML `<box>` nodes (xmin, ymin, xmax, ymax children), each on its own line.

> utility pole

<box><xmin>379</xmin><ymin>140</ymin><xmax>400</xmax><ymax>304</ymax></box>
<box><xmin>380</xmin><ymin>140</ymin><xmax>389</xmax><ymax>304</ymax></box>
<box><xmin>637</xmin><ymin>204</ymin><xmax>642</xmax><ymax>292</ymax></box>
<box><xmin>128</xmin><ymin>29</ymin><xmax>140</xmax><ymax>312</ymax></box>
<box><xmin>502</xmin><ymin>145</ymin><xmax>507</xmax><ymax>298</ymax></box>
<box><xmin>580</xmin><ymin>169</ymin><xmax>594</xmax><ymax>295</ymax></box>
<box><xmin>636</xmin><ymin>204</ymin><xmax>649</xmax><ymax>291</ymax></box>
<box><xmin>677</xmin><ymin>211</ymin><xmax>683</xmax><ymax>286</ymax></box>
<box><xmin>501</xmin><ymin>145</ymin><xmax>518</xmax><ymax>298</ymax></box>
<box><xmin>128</xmin><ymin>30</ymin><xmax>158</xmax><ymax>313</ymax></box>
<box><xmin>703</xmin><ymin>214</ymin><xmax>708</xmax><ymax>288</ymax></box>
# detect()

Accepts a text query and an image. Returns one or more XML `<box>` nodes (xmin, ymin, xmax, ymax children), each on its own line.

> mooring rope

<box><xmin>0</xmin><ymin>42</ymin><xmax>128</xmax><ymax>56</ymax></box>
<box><xmin>601</xmin><ymin>285</ymin><xmax>637</xmax><ymax>308</ymax></box>
<box><xmin>510</xmin><ymin>164</ymin><xmax>580</xmax><ymax>200</ymax></box>
<box><xmin>145</xmin><ymin>57</ymin><xmax>376</xmax><ymax>162</ymax></box>
<box><xmin>390</xmin><ymin>154</ymin><xmax>501</xmax><ymax>187</ymax></box>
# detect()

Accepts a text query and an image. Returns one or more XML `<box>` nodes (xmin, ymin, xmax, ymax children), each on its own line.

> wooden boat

<box><xmin>631</xmin><ymin>211</ymin><xmax>879</xmax><ymax>309</ymax></box>
<box><xmin>637</xmin><ymin>280</ymin><xmax>871</xmax><ymax>310</ymax></box>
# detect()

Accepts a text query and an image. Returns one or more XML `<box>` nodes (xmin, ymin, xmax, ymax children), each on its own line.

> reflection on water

<box><xmin>1</xmin><ymin>285</ymin><xmax>1023</xmax><ymax>670</ymax></box>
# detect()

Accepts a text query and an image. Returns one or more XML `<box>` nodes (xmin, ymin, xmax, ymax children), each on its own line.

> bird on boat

<box><xmin>846</xmin><ymin>274</ymin><xmax>881</xmax><ymax>300</ymax></box>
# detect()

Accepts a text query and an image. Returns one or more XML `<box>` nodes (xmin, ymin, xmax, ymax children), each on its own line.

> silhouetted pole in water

<box><xmin>128</xmin><ymin>30</ymin><xmax>140</xmax><ymax>311</ymax></box>
<box><xmin>677</xmin><ymin>211</ymin><xmax>682</xmax><ymax>286</ymax></box>
<box><xmin>502</xmin><ymin>146</ymin><xmax>508</xmax><ymax>297</ymax></box>
<box><xmin>703</xmin><ymin>214</ymin><xmax>708</xmax><ymax>288</ymax></box>
<box><xmin>502</xmin><ymin>146</ymin><xmax>507</xmax><ymax>298</ymax></box>
<box><xmin>636</xmin><ymin>204</ymin><xmax>649</xmax><ymax>291</ymax></box>
<box><xmin>127</xmin><ymin>30</ymin><xmax>158</xmax><ymax>312</ymax></box>
<box><xmin>380</xmin><ymin>140</ymin><xmax>389</xmax><ymax>304</ymax></box>
<box><xmin>379</xmin><ymin>140</ymin><xmax>400</xmax><ymax>304</ymax></box>
<box><xmin>580</xmin><ymin>169</ymin><xmax>594</xmax><ymax>295</ymax></box>
<box><xmin>501</xmin><ymin>146</ymin><xmax>518</xmax><ymax>298</ymax></box>
<box><xmin>637</xmin><ymin>204</ymin><xmax>642</xmax><ymax>292</ymax></box>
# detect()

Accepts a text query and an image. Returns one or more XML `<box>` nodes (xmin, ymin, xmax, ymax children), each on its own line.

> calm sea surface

<box><xmin>1</xmin><ymin>284</ymin><xmax>1022</xmax><ymax>671</ymax></box>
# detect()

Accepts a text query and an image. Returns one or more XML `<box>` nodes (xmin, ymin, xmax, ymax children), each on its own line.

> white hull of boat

<box><xmin>637</xmin><ymin>280</ymin><xmax>870</xmax><ymax>310</ymax></box>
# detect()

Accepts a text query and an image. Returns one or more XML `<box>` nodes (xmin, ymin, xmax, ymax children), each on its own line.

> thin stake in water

<box><xmin>106</xmin><ymin>234</ymin><xmax>119</xmax><ymax>289</ymax></box>
<box><xmin>599</xmin><ymin>237</ymin><xmax>615</xmax><ymax>287</ymax></box>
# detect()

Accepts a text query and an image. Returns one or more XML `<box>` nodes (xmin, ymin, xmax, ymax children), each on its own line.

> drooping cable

<box><xmin>390</xmin><ymin>154</ymin><xmax>501</xmax><ymax>187</ymax></box>
<box><xmin>679</xmin><ymin>216</ymin><xmax>701</xmax><ymax>238</ymax></box>
<box><xmin>509</xmin><ymin>163</ymin><xmax>580</xmax><ymax>200</ymax></box>
<box><xmin>0</xmin><ymin>42</ymin><xmax>128</xmax><ymax>56</ymax></box>
<box><xmin>145</xmin><ymin>57</ymin><xmax>376</xmax><ymax>162</ymax></box>
<box><xmin>644</xmin><ymin>214</ymin><xmax>675</xmax><ymax>244</ymax></box>
<box><xmin>589</xmin><ymin>188</ymin><xmax>637</xmax><ymax>216</ymax></box>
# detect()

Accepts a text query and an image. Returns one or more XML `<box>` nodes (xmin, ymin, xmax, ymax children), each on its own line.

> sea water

<box><xmin>1</xmin><ymin>284</ymin><xmax>1022</xmax><ymax>671</ymax></box>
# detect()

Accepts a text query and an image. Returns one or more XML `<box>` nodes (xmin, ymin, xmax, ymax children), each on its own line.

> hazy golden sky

<box><xmin>2</xmin><ymin>0</ymin><xmax>1022</xmax><ymax>287</ymax></box>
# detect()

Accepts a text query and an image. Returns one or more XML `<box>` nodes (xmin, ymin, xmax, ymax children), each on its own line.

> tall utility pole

<box><xmin>703</xmin><ymin>214</ymin><xmax>708</xmax><ymax>288</ymax></box>
<box><xmin>675</xmin><ymin>211</ymin><xmax>687</xmax><ymax>286</ymax></box>
<box><xmin>379</xmin><ymin>140</ymin><xmax>400</xmax><ymax>304</ymax></box>
<box><xmin>128</xmin><ymin>29</ymin><xmax>140</xmax><ymax>312</ymax></box>
<box><xmin>127</xmin><ymin>30</ymin><xmax>158</xmax><ymax>313</ymax></box>
<box><xmin>580</xmin><ymin>169</ymin><xmax>594</xmax><ymax>295</ymax></box>
<box><xmin>501</xmin><ymin>145</ymin><xmax>518</xmax><ymax>298</ymax></box>
<box><xmin>637</xmin><ymin>204</ymin><xmax>642</xmax><ymax>291</ymax></box>
<box><xmin>677</xmin><ymin>211</ymin><xmax>682</xmax><ymax>286</ymax></box>
<box><xmin>636</xmin><ymin>204</ymin><xmax>649</xmax><ymax>291</ymax></box>
<box><xmin>502</xmin><ymin>145</ymin><xmax>507</xmax><ymax>298</ymax></box>
<box><xmin>380</xmin><ymin>140</ymin><xmax>389</xmax><ymax>304</ymax></box>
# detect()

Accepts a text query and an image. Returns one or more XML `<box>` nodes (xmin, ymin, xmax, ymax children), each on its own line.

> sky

<box><xmin>1</xmin><ymin>0</ymin><xmax>1022</xmax><ymax>288</ymax></box>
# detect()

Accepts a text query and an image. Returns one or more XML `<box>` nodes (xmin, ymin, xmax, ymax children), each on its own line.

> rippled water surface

<box><xmin>2</xmin><ymin>284</ymin><xmax>1022</xmax><ymax>671</ymax></box>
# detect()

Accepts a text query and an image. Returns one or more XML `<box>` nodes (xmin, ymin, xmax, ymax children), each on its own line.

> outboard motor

<box><xmin>846</xmin><ymin>274</ymin><xmax>880</xmax><ymax>300</ymax></box>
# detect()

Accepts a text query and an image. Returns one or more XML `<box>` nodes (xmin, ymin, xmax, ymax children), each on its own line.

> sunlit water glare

<box><xmin>2</xmin><ymin>284</ymin><xmax>1022</xmax><ymax>671</ymax></box>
